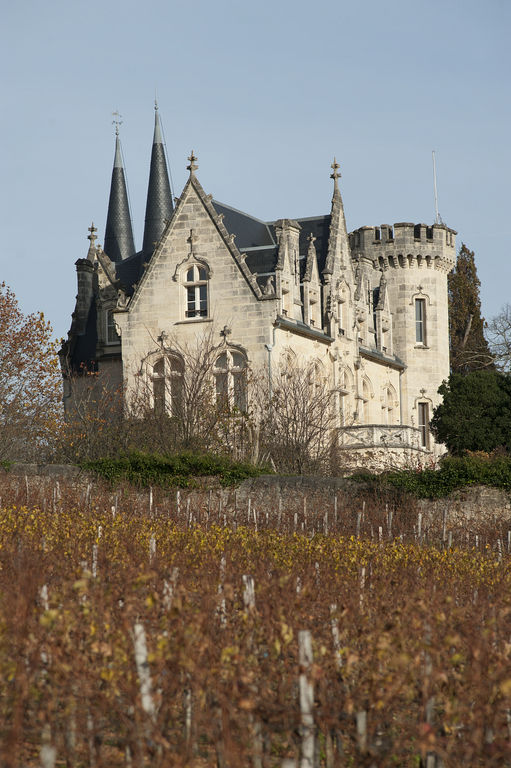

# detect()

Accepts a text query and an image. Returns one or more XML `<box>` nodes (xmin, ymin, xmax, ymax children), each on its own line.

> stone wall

<box><xmin>3</xmin><ymin>464</ymin><xmax>511</xmax><ymax>525</ymax></box>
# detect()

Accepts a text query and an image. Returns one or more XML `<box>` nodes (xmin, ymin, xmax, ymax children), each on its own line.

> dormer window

<box><xmin>184</xmin><ymin>265</ymin><xmax>208</xmax><ymax>318</ymax></box>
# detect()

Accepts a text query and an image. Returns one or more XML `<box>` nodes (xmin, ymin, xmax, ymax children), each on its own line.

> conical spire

<box><xmin>104</xmin><ymin>120</ymin><xmax>136</xmax><ymax>263</ymax></box>
<box><xmin>142</xmin><ymin>102</ymin><xmax>173</xmax><ymax>256</ymax></box>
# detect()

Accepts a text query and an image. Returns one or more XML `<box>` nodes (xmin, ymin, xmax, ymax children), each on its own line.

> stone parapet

<box><xmin>338</xmin><ymin>424</ymin><xmax>426</xmax><ymax>451</ymax></box>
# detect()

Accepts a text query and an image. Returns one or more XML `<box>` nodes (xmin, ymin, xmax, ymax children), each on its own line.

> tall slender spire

<box><xmin>142</xmin><ymin>101</ymin><xmax>174</xmax><ymax>256</ymax></box>
<box><xmin>104</xmin><ymin>117</ymin><xmax>136</xmax><ymax>263</ymax></box>
<box><xmin>323</xmin><ymin>157</ymin><xmax>350</xmax><ymax>275</ymax></box>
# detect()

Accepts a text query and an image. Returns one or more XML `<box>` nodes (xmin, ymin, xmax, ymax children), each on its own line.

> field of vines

<box><xmin>1</xmin><ymin>474</ymin><xmax>511</xmax><ymax>767</ymax></box>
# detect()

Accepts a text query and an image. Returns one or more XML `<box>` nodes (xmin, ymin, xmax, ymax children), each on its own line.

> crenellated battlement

<box><xmin>349</xmin><ymin>221</ymin><xmax>456</xmax><ymax>272</ymax></box>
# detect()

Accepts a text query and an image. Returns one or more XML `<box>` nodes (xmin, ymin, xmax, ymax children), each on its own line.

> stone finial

<box><xmin>88</xmin><ymin>222</ymin><xmax>97</xmax><ymax>244</ymax></box>
<box><xmin>187</xmin><ymin>228</ymin><xmax>197</xmax><ymax>253</ymax></box>
<box><xmin>157</xmin><ymin>330</ymin><xmax>169</xmax><ymax>347</ymax></box>
<box><xmin>330</xmin><ymin>157</ymin><xmax>341</xmax><ymax>188</ymax></box>
<box><xmin>307</xmin><ymin>232</ymin><xmax>316</xmax><ymax>251</ymax></box>
<box><xmin>87</xmin><ymin>222</ymin><xmax>97</xmax><ymax>261</ymax></box>
<box><xmin>187</xmin><ymin>150</ymin><xmax>198</xmax><ymax>175</ymax></box>
<box><xmin>220</xmin><ymin>325</ymin><xmax>231</xmax><ymax>339</ymax></box>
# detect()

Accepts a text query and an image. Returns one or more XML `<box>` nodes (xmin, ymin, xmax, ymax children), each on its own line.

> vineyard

<box><xmin>1</xmin><ymin>474</ymin><xmax>511</xmax><ymax>766</ymax></box>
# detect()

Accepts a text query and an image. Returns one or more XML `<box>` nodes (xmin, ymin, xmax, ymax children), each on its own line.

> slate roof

<box><xmin>103</xmin><ymin>135</ymin><xmax>136</xmax><ymax>263</ymax></box>
<box><xmin>142</xmin><ymin>109</ymin><xmax>173</xmax><ymax>257</ymax></box>
<box><xmin>115</xmin><ymin>203</ymin><xmax>332</xmax><ymax>293</ymax></box>
<box><xmin>295</xmin><ymin>215</ymin><xmax>331</xmax><ymax>274</ymax></box>
<box><xmin>212</xmin><ymin>201</ymin><xmax>275</xmax><ymax>249</ymax></box>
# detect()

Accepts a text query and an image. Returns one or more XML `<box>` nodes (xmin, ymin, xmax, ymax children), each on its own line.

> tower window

<box><xmin>184</xmin><ymin>265</ymin><xmax>208</xmax><ymax>318</ymax></box>
<box><xmin>415</xmin><ymin>298</ymin><xmax>426</xmax><ymax>344</ymax></box>
<box><xmin>418</xmin><ymin>402</ymin><xmax>430</xmax><ymax>448</ymax></box>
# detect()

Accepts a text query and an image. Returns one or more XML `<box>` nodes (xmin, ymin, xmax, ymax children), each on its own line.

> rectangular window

<box><xmin>106</xmin><ymin>310</ymin><xmax>120</xmax><ymax>344</ymax></box>
<box><xmin>418</xmin><ymin>402</ymin><xmax>429</xmax><ymax>448</ymax></box>
<box><xmin>415</xmin><ymin>299</ymin><xmax>426</xmax><ymax>344</ymax></box>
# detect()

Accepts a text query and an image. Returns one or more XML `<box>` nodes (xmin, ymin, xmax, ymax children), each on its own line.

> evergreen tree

<box><xmin>448</xmin><ymin>243</ymin><xmax>493</xmax><ymax>373</ymax></box>
<box><xmin>431</xmin><ymin>371</ymin><xmax>511</xmax><ymax>454</ymax></box>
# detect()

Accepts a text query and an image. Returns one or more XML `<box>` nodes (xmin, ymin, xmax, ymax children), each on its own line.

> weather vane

<box><xmin>112</xmin><ymin>110</ymin><xmax>123</xmax><ymax>136</ymax></box>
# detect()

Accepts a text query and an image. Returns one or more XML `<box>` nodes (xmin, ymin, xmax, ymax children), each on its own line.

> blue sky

<box><xmin>1</xmin><ymin>0</ymin><xmax>509</xmax><ymax>339</ymax></box>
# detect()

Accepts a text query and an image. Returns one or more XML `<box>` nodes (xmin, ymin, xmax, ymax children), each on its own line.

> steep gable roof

<box><xmin>125</xmin><ymin>167</ymin><xmax>269</xmax><ymax>312</ymax></box>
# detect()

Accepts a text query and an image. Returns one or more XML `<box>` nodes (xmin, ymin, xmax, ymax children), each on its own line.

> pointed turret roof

<box><xmin>104</xmin><ymin>125</ymin><xmax>136</xmax><ymax>263</ymax></box>
<box><xmin>142</xmin><ymin>103</ymin><xmax>173</xmax><ymax>256</ymax></box>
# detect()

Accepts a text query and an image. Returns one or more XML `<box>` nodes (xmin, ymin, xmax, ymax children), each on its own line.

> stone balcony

<box><xmin>338</xmin><ymin>424</ymin><xmax>427</xmax><ymax>452</ymax></box>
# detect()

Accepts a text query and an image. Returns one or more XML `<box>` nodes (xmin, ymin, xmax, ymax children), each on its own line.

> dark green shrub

<box><xmin>82</xmin><ymin>451</ymin><xmax>271</xmax><ymax>488</ymax></box>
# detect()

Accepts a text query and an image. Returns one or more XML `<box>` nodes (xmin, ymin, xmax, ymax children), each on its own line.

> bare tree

<box><xmin>56</xmin><ymin>369</ymin><xmax>125</xmax><ymax>461</ymax></box>
<box><xmin>256</xmin><ymin>358</ymin><xmax>337</xmax><ymax>475</ymax></box>
<box><xmin>126</xmin><ymin>328</ymin><xmax>255</xmax><ymax>459</ymax></box>
<box><xmin>487</xmin><ymin>304</ymin><xmax>511</xmax><ymax>373</ymax></box>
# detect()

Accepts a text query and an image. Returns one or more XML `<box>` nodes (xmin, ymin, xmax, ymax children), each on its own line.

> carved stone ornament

<box><xmin>117</xmin><ymin>288</ymin><xmax>129</xmax><ymax>308</ymax></box>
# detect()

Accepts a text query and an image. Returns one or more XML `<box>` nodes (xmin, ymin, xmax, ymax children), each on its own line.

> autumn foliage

<box><xmin>0</xmin><ymin>283</ymin><xmax>62</xmax><ymax>461</ymax></box>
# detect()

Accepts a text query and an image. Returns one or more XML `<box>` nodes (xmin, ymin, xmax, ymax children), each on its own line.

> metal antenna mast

<box><xmin>432</xmin><ymin>150</ymin><xmax>443</xmax><ymax>225</ymax></box>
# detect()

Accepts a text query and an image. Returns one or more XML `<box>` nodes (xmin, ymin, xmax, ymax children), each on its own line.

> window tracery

<box><xmin>213</xmin><ymin>349</ymin><xmax>247</xmax><ymax>411</ymax></box>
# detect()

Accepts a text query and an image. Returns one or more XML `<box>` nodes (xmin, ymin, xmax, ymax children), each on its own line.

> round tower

<box><xmin>350</xmin><ymin>222</ymin><xmax>456</xmax><ymax>456</ymax></box>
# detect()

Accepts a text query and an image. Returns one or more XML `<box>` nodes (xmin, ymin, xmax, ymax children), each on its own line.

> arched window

<box><xmin>382</xmin><ymin>386</ymin><xmax>396</xmax><ymax>425</ymax></box>
<box><xmin>151</xmin><ymin>354</ymin><xmax>184</xmax><ymax>416</ymax></box>
<box><xmin>184</xmin><ymin>265</ymin><xmax>208</xmax><ymax>318</ymax></box>
<box><xmin>106</xmin><ymin>309</ymin><xmax>120</xmax><ymax>344</ymax></box>
<box><xmin>339</xmin><ymin>366</ymin><xmax>353</xmax><ymax>425</ymax></box>
<box><xmin>214</xmin><ymin>350</ymin><xmax>247</xmax><ymax>411</ymax></box>
<box><xmin>362</xmin><ymin>378</ymin><xmax>371</xmax><ymax>423</ymax></box>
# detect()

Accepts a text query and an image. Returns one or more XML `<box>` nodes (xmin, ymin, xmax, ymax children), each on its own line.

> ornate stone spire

<box><xmin>104</xmin><ymin>115</ymin><xmax>136</xmax><ymax>263</ymax></box>
<box><xmin>142</xmin><ymin>101</ymin><xmax>174</xmax><ymax>256</ymax></box>
<box><xmin>323</xmin><ymin>156</ymin><xmax>350</xmax><ymax>276</ymax></box>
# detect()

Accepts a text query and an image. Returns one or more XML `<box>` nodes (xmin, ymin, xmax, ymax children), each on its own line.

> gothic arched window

<box><xmin>151</xmin><ymin>354</ymin><xmax>184</xmax><ymax>416</ymax></box>
<box><xmin>214</xmin><ymin>350</ymin><xmax>247</xmax><ymax>411</ymax></box>
<box><xmin>184</xmin><ymin>265</ymin><xmax>208</xmax><ymax>318</ymax></box>
<box><xmin>106</xmin><ymin>309</ymin><xmax>120</xmax><ymax>344</ymax></box>
<box><xmin>382</xmin><ymin>386</ymin><xmax>393</xmax><ymax>424</ymax></box>
<box><xmin>339</xmin><ymin>366</ymin><xmax>353</xmax><ymax>425</ymax></box>
<box><xmin>361</xmin><ymin>378</ymin><xmax>372</xmax><ymax>423</ymax></box>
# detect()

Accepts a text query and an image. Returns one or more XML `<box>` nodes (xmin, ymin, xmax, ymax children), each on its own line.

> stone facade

<box><xmin>60</xmin><ymin>122</ymin><xmax>456</xmax><ymax>470</ymax></box>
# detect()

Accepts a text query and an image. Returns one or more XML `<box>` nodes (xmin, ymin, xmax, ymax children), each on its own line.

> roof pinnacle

<box><xmin>187</xmin><ymin>151</ymin><xmax>198</xmax><ymax>175</ymax></box>
<box><xmin>330</xmin><ymin>157</ymin><xmax>341</xmax><ymax>189</ymax></box>
<box><xmin>87</xmin><ymin>222</ymin><xmax>98</xmax><ymax>261</ymax></box>
<box><xmin>88</xmin><ymin>222</ymin><xmax>97</xmax><ymax>243</ymax></box>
